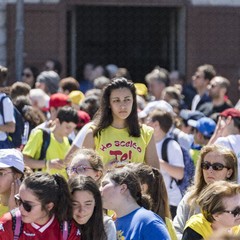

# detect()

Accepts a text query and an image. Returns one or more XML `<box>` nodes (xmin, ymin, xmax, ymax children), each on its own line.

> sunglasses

<box><xmin>67</xmin><ymin>165</ymin><xmax>93</xmax><ymax>175</ymax></box>
<box><xmin>22</xmin><ymin>73</ymin><xmax>32</xmax><ymax>78</ymax></box>
<box><xmin>14</xmin><ymin>194</ymin><xmax>40</xmax><ymax>212</ymax></box>
<box><xmin>201</xmin><ymin>162</ymin><xmax>229</xmax><ymax>171</ymax></box>
<box><xmin>223</xmin><ymin>206</ymin><xmax>240</xmax><ymax>217</ymax></box>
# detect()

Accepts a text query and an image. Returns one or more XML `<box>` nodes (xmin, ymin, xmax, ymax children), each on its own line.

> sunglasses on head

<box><xmin>14</xmin><ymin>194</ymin><xmax>40</xmax><ymax>212</ymax></box>
<box><xmin>201</xmin><ymin>162</ymin><xmax>229</xmax><ymax>171</ymax></box>
<box><xmin>67</xmin><ymin>165</ymin><xmax>93</xmax><ymax>175</ymax></box>
<box><xmin>223</xmin><ymin>206</ymin><xmax>240</xmax><ymax>217</ymax></box>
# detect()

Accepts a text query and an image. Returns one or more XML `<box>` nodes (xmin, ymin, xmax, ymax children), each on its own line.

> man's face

<box><xmin>209</xmin><ymin>78</ymin><xmax>221</xmax><ymax>99</ymax></box>
<box><xmin>192</xmin><ymin>69</ymin><xmax>206</xmax><ymax>90</ymax></box>
<box><xmin>147</xmin><ymin>79</ymin><xmax>165</xmax><ymax>100</ymax></box>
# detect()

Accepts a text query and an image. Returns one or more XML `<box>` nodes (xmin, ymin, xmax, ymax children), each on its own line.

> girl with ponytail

<box><xmin>126</xmin><ymin>163</ymin><xmax>177</xmax><ymax>240</ymax></box>
<box><xmin>100</xmin><ymin>168</ymin><xmax>170</xmax><ymax>240</ymax></box>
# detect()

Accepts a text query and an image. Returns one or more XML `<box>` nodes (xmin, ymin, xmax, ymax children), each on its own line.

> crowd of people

<box><xmin>0</xmin><ymin>60</ymin><xmax>240</xmax><ymax>239</ymax></box>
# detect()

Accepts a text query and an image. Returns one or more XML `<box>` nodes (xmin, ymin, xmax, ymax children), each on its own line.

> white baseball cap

<box><xmin>138</xmin><ymin>100</ymin><xmax>175</xmax><ymax>119</ymax></box>
<box><xmin>0</xmin><ymin>149</ymin><xmax>24</xmax><ymax>173</ymax></box>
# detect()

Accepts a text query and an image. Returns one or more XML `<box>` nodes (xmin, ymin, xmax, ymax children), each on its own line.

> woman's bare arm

<box><xmin>82</xmin><ymin>128</ymin><xmax>95</xmax><ymax>149</ymax></box>
<box><xmin>145</xmin><ymin>135</ymin><xmax>160</xmax><ymax>169</ymax></box>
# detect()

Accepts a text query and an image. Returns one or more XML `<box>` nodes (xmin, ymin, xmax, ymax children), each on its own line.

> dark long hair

<box><xmin>23</xmin><ymin>172</ymin><xmax>72</xmax><ymax>222</ymax></box>
<box><xmin>93</xmin><ymin>77</ymin><xmax>141</xmax><ymax>137</ymax></box>
<box><xmin>107</xmin><ymin>168</ymin><xmax>151</xmax><ymax>209</ymax></box>
<box><xmin>68</xmin><ymin>175</ymin><xmax>107</xmax><ymax>240</ymax></box>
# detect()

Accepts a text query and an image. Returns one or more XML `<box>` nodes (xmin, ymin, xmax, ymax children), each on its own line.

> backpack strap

<box><xmin>39</xmin><ymin>129</ymin><xmax>51</xmax><ymax>160</ymax></box>
<box><xmin>68</xmin><ymin>137</ymin><xmax>73</xmax><ymax>145</ymax></box>
<box><xmin>10</xmin><ymin>208</ymin><xmax>23</xmax><ymax>240</ymax></box>
<box><xmin>0</xmin><ymin>95</ymin><xmax>8</xmax><ymax>123</ymax></box>
<box><xmin>161</xmin><ymin>137</ymin><xmax>176</xmax><ymax>189</ymax></box>
<box><xmin>61</xmin><ymin>220</ymin><xmax>71</xmax><ymax>240</ymax></box>
<box><xmin>161</xmin><ymin>138</ymin><xmax>172</xmax><ymax>163</ymax></box>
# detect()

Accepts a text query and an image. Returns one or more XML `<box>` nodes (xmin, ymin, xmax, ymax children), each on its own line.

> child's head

<box><xmin>18</xmin><ymin>172</ymin><xmax>72</xmax><ymax>223</ymax></box>
<box><xmin>100</xmin><ymin>77</ymin><xmax>137</xmax><ymax>121</ymax></box>
<box><xmin>68</xmin><ymin>175</ymin><xmax>106</xmax><ymax>239</ymax></box>
<box><xmin>100</xmin><ymin>168</ymin><xmax>150</xmax><ymax>212</ymax></box>
<box><xmin>69</xmin><ymin>175</ymin><xmax>104</xmax><ymax>225</ymax></box>
<box><xmin>55</xmin><ymin>106</ymin><xmax>78</xmax><ymax>136</ymax></box>
<box><xmin>125</xmin><ymin>163</ymin><xmax>171</xmax><ymax>219</ymax></box>
<box><xmin>67</xmin><ymin>148</ymin><xmax>104</xmax><ymax>183</ymax></box>
<box><xmin>0</xmin><ymin>149</ymin><xmax>24</xmax><ymax>196</ymax></box>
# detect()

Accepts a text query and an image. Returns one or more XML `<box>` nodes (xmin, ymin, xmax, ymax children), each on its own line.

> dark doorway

<box><xmin>71</xmin><ymin>6</ymin><xmax>177</xmax><ymax>82</ymax></box>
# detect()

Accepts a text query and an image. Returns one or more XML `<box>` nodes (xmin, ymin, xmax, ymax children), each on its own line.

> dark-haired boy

<box><xmin>23</xmin><ymin>106</ymin><xmax>78</xmax><ymax>178</ymax></box>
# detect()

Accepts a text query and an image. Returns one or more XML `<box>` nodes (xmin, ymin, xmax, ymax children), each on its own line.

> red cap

<box><xmin>220</xmin><ymin>108</ymin><xmax>240</xmax><ymax>118</ymax></box>
<box><xmin>49</xmin><ymin>93</ymin><xmax>71</xmax><ymax>108</ymax></box>
<box><xmin>77</xmin><ymin>110</ymin><xmax>91</xmax><ymax>128</ymax></box>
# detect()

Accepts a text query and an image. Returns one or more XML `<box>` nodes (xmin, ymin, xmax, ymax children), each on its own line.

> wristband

<box><xmin>46</xmin><ymin>160</ymin><xmax>50</xmax><ymax>169</ymax></box>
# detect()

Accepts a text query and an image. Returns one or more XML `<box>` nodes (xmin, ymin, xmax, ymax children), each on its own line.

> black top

<box><xmin>182</xmin><ymin>227</ymin><xmax>203</xmax><ymax>240</ymax></box>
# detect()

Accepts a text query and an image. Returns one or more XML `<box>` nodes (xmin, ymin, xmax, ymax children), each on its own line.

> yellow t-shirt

<box><xmin>190</xmin><ymin>148</ymin><xmax>200</xmax><ymax>166</ymax></box>
<box><xmin>22</xmin><ymin>129</ymin><xmax>70</xmax><ymax>179</ymax></box>
<box><xmin>94</xmin><ymin>124</ymin><xmax>153</xmax><ymax>168</ymax></box>
<box><xmin>185</xmin><ymin>213</ymin><xmax>240</xmax><ymax>239</ymax></box>
<box><xmin>165</xmin><ymin>217</ymin><xmax>177</xmax><ymax>240</ymax></box>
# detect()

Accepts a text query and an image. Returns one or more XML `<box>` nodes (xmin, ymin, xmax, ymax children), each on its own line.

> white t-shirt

<box><xmin>191</xmin><ymin>94</ymin><xmax>200</xmax><ymax>111</ymax></box>
<box><xmin>215</xmin><ymin>134</ymin><xmax>240</xmax><ymax>183</ymax></box>
<box><xmin>0</xmin><ymin>94</ymin><xmax>15</xmax><ymax>141</ymax></box>
<box><xmin>72</xmin><ymin>122</ymin><xmax>93</xmax><ymax>148</ymax></box>
<box><xmin>156</xmin><ymin>137</ymin><xmax>184</xmax><ymax>206</ymax></box>
<box><xmin>103</xmin><ymin>215</ymin><xmax>117</xmax><ymax>240</ymax></box>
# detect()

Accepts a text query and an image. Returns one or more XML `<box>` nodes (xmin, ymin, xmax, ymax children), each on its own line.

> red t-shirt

<box><xmin>0</xmin><ymin>212</ymin><xmax>80</xmax><ymax>240</ymax></box>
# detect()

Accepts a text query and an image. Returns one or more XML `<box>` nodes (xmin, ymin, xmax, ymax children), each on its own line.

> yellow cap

<box><xmin>134</xmin><ymin>83</ymin><xmax>148</xmax><ymax>97</ymax></box>
<box><xmin>68</xmin><ymin>90</ymin><xmax>85</xmax><ymax>105</ymax></box>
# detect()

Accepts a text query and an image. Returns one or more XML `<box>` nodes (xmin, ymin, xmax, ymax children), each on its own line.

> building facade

<box><xmin>1</xmin><ymin>0</ymin><xmax>240</xmax><ymax>101</ymax></box>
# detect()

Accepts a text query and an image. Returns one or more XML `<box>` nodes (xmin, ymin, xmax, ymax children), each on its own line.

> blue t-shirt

<box><xmin>115</xmin><ymin>207</ymin><xmax>170</xmax><ymax>240</ymax></box>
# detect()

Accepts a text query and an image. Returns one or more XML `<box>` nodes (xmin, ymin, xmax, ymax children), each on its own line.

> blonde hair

<box><xmin>187</xmin><ymin>144</ymin><xmax>238</xmax><ymax>207</ymax></box>
<box><xmin>197</xmin><ymin>181</ymin><xmax>240</xmax><ymax>223</ymax></box>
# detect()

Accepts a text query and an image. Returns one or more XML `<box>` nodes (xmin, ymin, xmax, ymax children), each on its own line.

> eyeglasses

<box><xmin>14</xmin><ymin>194</ymin><xmax>41</xmax><ymax>212</ymax></box>
<box><xmin>67</xmin><ymin>165</ymin><xmax>93</xmax><ymax>175</ymax></box>
<box><xmin>0</xmin><ymin>171</ymin><xmax>13</xmax><ymax>177</ymax></box>
<box><xmin>223</xmin><ymin>206</ymin><xmax>240</xmax><ymax>217</ymax></box>
<box><xmin>201</xmin><ymin>162</ymin><xmax>229</xmax><ymax>171</ymax></box>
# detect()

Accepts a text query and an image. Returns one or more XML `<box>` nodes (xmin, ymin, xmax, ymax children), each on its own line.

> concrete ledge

<box><xmin>191</xmin><ymin>0</ymin><xmax>240</xmax><ymax>6</ymax></box>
